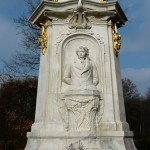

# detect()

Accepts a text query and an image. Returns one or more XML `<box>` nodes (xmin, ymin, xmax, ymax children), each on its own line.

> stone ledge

<box><xmin>64</xmin><ymin>90</ymin><xmax>101</xmax><ymax>97</ymax></box>
<box><xmin>27</xmin><ymin>131</ymin><xmax>134</xmax><ymax>139</ymax></box>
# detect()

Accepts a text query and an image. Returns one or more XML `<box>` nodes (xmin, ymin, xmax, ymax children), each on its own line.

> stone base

<box><xmin>25</xmin><ymin>131</ymin><xmax>137</xmax><ymax>150</ymax></box>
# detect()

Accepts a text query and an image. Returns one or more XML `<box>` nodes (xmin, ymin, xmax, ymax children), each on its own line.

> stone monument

<box><xmin>25</xmin><ymin>0</ymin><xmax>137</xmax><ymax>149</ymax></box>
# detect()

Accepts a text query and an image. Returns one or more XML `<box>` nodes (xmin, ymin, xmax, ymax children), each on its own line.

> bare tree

<box><xmin>122</xmin><ymin>78</ymin><xmax>140</xmax><ymax>101</ymax></box>
<box><xmin>145</xmin><ymin>87</ymin><xmax>150</xmax><ymax>100</ymax></box>
<box><xmin>2</xmin><ymin>0</ymin><xmax>129</xmax><ymax>78</ymax></box>
<box><xmin>3</xmin><ymin>0</ymin><xmax>41</xmax><ymax>78</ymax></box>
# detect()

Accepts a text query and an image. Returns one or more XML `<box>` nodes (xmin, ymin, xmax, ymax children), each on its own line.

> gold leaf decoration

<box><xmin>39</xmin><ymin>23</ymin><xmax>48</xmax><ymax>55</ymax></box>
<box><xmin>112</xmin><ymin>24</ymin><xmax>121</xmax><ymax>56</ymax></box>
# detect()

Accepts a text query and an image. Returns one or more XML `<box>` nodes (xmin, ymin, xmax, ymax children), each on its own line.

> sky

<box><xmin>0</xmin><ymin>0</ymin><xmax>150</xmax><ymax>95</ymax></box>
<box><xmin>118</xmin><ymin>0</ymin><xmax>150</xmax><ymax>95</ymax></box>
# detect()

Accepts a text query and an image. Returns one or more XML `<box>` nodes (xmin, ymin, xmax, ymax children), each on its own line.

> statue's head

<box><xmin>76</xmin><ymin>46</ymin><xmax>89</xmax><ymax>58</ymax></box>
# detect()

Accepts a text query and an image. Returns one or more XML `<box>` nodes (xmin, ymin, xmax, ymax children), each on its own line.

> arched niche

<box><xmin>57</xmin><ymin>33</ymin><xmax>105</xmax><ymax>93</ymax></box>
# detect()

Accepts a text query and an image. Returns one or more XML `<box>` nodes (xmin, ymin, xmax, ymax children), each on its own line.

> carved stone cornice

<box><xmin>29</xmin><ymin>0</ymin><xmax>127</xmax><ymax>28</ymax></box>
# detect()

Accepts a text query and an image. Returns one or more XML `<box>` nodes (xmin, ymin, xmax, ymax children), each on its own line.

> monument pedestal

<box><xmin>25</xmin><ymin>0</ymin><xmax>137</xmax><ymax>149</ymax></box>
<box><xmin>26</xmin><ymin>131</ymin><xmax>136</xmax><ymax>150</ymax></box>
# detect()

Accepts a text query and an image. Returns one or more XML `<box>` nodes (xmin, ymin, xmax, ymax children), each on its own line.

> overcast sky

<box><xmin>0</xmin><ymin>0</ymin><xmax>150</xmax><ymax>95</ymax></box>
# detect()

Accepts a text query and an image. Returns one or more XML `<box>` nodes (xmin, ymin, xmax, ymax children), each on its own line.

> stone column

<box><xmin>25</xmin><ymin>0</ymin><xmax>137</xmax><ymax>149</ymax></box>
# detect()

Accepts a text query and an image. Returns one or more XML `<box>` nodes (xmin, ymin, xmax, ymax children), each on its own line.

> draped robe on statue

<box><xmin>62</xmin><ymin>57</ymin><xmax>100</xmax><ymax>131</ymax></box>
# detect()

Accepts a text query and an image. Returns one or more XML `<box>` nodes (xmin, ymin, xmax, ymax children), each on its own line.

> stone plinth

<box><xmin>26</xmin><ymin>131</ymin><xmax>136</xmax><ymax>150</ymax></box>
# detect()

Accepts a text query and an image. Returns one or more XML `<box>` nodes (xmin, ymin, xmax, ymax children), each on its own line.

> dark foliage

<box><xmin>0</xmin><ymin>77</ymin><xmax>150</xmax><ymax>149</ymax></box>
<box><xmin>0</xmin><ymin>78</ymin><xmax>37</xmax><ymax>149</ymax></box>
<box><xmin>145</xmin><ymin>87</ymin><xmax>150</xmax><ymax>100</ymax></box>
<box><xmin>122</xmin><ymin>78</ymin><xmax>140</xmax><ymax>101</ymax></box>
<box><xmin>123</xmin><ymin>78</ymin><xmax>150</xmax><ymax>150</ymax></box>
<box><xmin>135</xmin><ymin>139</ymin><xmax>150</xmax><ymax>150</ymax></box>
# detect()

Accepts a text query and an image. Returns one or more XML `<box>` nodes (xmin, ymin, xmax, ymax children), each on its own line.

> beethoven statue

<box><xmin>62</xmin><ymin>46</ymin><xmax>101</xmax><ymax>131</ymax></box>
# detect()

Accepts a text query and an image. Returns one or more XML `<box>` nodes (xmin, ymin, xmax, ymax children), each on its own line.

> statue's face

<box><xmin>77</xmin><ymin>49</ymin><xmax>87</xmax><ymax>58</ymax></box>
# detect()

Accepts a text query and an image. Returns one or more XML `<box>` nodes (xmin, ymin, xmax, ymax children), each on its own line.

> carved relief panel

<box><xmin>57</xmin><ymin>33</ymin><xmax>105</xmax><ymax>131</ymax></box>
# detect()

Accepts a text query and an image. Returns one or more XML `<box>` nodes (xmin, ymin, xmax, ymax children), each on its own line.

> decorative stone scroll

<box><xmin>69</xmin><ymin>0</ymin><xmax>91</xmax><ymax>29</ymax></box>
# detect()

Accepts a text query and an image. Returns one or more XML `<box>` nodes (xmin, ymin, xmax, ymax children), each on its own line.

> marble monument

<box><xmin>25</xmin><ymin>0</ymin><xmax>137</xmax><ymax>149</ymax></box>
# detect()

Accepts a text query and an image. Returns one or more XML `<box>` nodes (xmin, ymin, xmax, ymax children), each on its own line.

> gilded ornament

<box><xmin>39</xmin><ymin>23</ymin><xmax>48</xmax><ymax>55</ymax></box>
<box><xmin>112</xmin><ymin>24</ymin><xmax>121</xmax><ymax>56</ymax></box>
<box><xmin>99</xmin><ymin>0</ymin><xmax>107</xmax><ymax>2</ymax></box>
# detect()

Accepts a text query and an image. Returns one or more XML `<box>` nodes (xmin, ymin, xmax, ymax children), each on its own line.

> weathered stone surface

<box><xmin>25</xmin><ymin>0</ymin><xmax>136</xmax><ymax>149</ymax></box>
